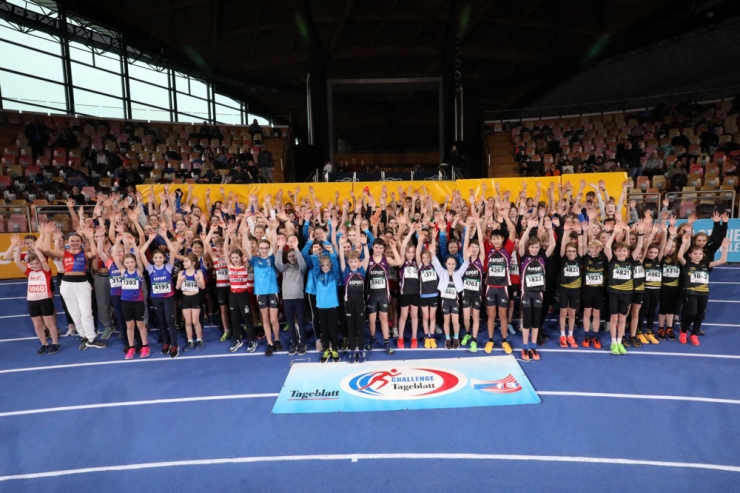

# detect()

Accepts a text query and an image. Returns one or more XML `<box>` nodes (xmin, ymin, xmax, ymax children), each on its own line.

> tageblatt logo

<box><xmin>471</xmin><ymin>374</ymin><xmax>522</xmax><ymax>394</ymax></box>
<box><xmin>341</xmin><ymin>367</ymin><xmax>467</xmax><ymax>400</ymax></box>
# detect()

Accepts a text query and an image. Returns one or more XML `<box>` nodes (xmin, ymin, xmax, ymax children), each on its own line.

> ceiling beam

<box><xmin>126</xmin><ymin>0</ymin><xmax>214</xmax><ymax>21</ymax></box>
<box><xmin>329</xmin><ymin>0</ymin><xmax>357</xmax><ymax>54</ymax></box>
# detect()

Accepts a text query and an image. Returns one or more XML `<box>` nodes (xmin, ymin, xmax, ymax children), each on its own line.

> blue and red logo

<box><xmin>341</xmin><ymin>367</ymin><xmax>467</xmax><ymax>400</ymax></box>
<box><xmin>471</xmin><ymin>374</ymin><xmax>522</xmax><ymax>394</ymax></box>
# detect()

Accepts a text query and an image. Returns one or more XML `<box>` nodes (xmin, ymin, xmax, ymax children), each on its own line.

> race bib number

<box><xmin>216</xmin><ymin>268</ymin><xmax>229</xmax><ymax>281</ymax></box>
<box><xmin>509</xmin><ymin>261</ymin><xmax>519</xmax><ymax>276</ymax></box>
<box><xmin>404</xmin><ymin>266</ymin><xmax>418</xmax><ymax>279</ymax></box>
<box><xmin>613</xmin><ymin>268</ymin><xmax>631</xmax><ymax>280</ymax></box>
<box><xmin>488</xmin><ymin>265</ymin><xmax>506</xmax><ymax>277</ymax></box>
<box><xmin>633</xmin><ymin>266</ymin><xmax>645</xmax><ymax>279</ymax></box>
<box><xmin>690</xmin><ymin>270</ymin><xmax>709</xmax><ymax>284</ymax></box>
<box><xmin>28</xmin><ymin>284</ymin><xmax>46</xmax><ymax>293</ymax></box>
<box><xmin>369</xmin><ymin>277</ymin><xmax>386</xmax><ymax>290</ymax></box>
<box><xmin>526</xmin><ymin>274</ymin><xmax>544</xmax><ymax>287</ymax></box>
<box><xmin>122</xmin><ymin>277</ymin><xmax>139</xmax><ymax>290</ymax></box>
<box><xmin>663</xmin><ymin>265</ymin><xmax>680</xmax><ymax>277</ymax></box>
<box><xmin>442</xmin><ymin>286</ymin><xmax>458</xmax><ymax>299</ymax></box>
<box><xmin>564</xmin><ymin>265</ymin><xmax>580</xmax><ymax>277</ymax></box>
<box><xmin>152</xmin><ymin>282</ymin><xmax>171</xmax><ymax>294</ymax></box>
<box><xmin>109</xmin><ymin>277</ymin><xmax>122</xmax><ymax>289</ymax></box>
<box><xmin>421</xmin><ymin>269</ymin><xmax>437</xmax><ymax>282</ymax></box>
<box><xmin>585</xmin><ymin>272</ymin><xmax>603</xmax><ymax>286</ymax></box>
<box><xmin>646</xmin><ymin>270</ymin><xmax>661</xmax><ymax>283</ymax></box>
<box><xmin>182</xmin><ymin>279</ymin><xmax>199</xmax><ymax>292</ymax></box>
<box><xmin>464</xmin><ymin>278</ymin><xmax>480</xmax><ymax>291</ymax></box>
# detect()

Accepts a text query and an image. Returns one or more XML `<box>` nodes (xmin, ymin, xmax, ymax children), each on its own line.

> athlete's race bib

<box><xmin>663</xmin><ymin>265</ymin><xmax>680</xmax><ymax>277</ymax></box>
<box><xmin>152</xmin><ymin>282</ymin><xmax>172</xmax><ymax>294</ymax></box>
<box><xmin>526</xmin><ymin>274</ymin><xmax>544</xmax><ymax>287</ymax></box>
<box><xmin>585</xmin><ymin>272</ymin><xmax>603</xmax><ymax>286</ymax></box>
<box><xmin>369</xmin><ymin>277</ymin><xmax>387</xmax><ymax>290</ymax></box>
<box><xmin>182</xmin><ymin>279</ymin><xmax>199</xmax><ymax>293</ymax></box>
<box><xmin>690</xmin><ymin>270</ymin><xmax>709</xmax><ymax>284</ymax></box>
<box><xmin>488</xmin><ymin>264</ymin><xmax>506</xmax><ymax>277</ymax></box>
<box><xmin>442</xmin><ymin>286</ymin><xmax>458</xmax><ymax>299</ymax></box>
<box><xmin>509</xmin><ymin>260</ymin><xmax>519</xmax><ymax>276</ymax></box>
<box><xmin>633</xmin><ymin>266</ymin><xmax>645</xmax><ymax>279</ymax></box>
<box><xmin>564</xmin><ymin>265</ymin><xmax>580</xmax><ymax>277</ymax></box>
<box><xmin>216</xmin><ymin>268</ymin><xmax>229</xmax><ymax>281</ymax></box>
<box><xmin>646</xmin><ymin>270</ymin><xmax>662</xmax><ymax>283</ymax></box>
<box><xmin>404</xmin><ymin>266</ymin><xmax>418</xmax><ymax>279</ymax></box>
<box><xmin>122</xmin><ymin>277</ymin><xmax>139</xmax><ymax>290</ymax></box>
<box><xmin>464</xmin><ymin>278</ymin><xmax>480</xmax><ymax>291</ymax></box>
<box><xmin>421</xmin><ymin>269</ymin><xmax>437</xmax><ymax>282</ymax></box>
<box><xmin>109</xmin><ymin>277</ymin><xmax>122</xmax><ymax>289</ymax></box>
<box><xmin>612</xmin><ymin>267</ymin><xmax>631</xmax><ymax>280</ymax></box>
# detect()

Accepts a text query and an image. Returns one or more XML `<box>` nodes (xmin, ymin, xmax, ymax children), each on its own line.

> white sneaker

<box><xmin>315</xmin><ymin>340</ymin><xmax>323</xmax><ymax>352</ymax></box>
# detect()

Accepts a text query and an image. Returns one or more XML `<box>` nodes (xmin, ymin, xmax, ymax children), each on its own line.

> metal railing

<box><xmin>35</xmin><ymin>205</ymin><xmax>97</xmax><ymax>233</ymax></box>
<box><xmin>664</xmin><ymin>189</ymin><xmax>736</xmax><ymax>219</ymax></box>
<box><xmin>0</xmin><ymin>204</ymin><xmax>31</xmax><ymax>234</ymax></box>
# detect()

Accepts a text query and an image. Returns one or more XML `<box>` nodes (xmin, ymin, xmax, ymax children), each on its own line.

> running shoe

<box><xmin>397</xmin><ymin>337</ymin><xmax>405</xmax><ymax>349</ymax></box>
<box><xmin>435</xmin><ymin>325</ymin><xmax>443</xmax><ymax>335</ymax></box>
<box><xmin>340</xmin><ymin>338</ymin><xmax>349</xmax><ymax>351</ymax></box>
<box><xmin>410</xmin><ymin>338</ymin><xmax>418</xmax><ymax>349</ymax></box>
<box><xmin>536</xmin><ymin>332</ymin><xmax>546</xmax><ymax>346</ymax></box>
<box><xmin>445</xmin><ymin>339</ymin><xmax>452</xmax><ymax>349</ymax></box>
<box><xmin>384</xmin><ymin>341</ymin><xmax>394</xmax><ymax>355</ymax></box>
<box><xmin>657</xmin><ymin>328</ymin><xmax>666</xmax><ymax>340</ymax></box>
<box><xmin>391</xmin><ymin>326</ymin><xmax>398</xmax><ymax>338</ymax></box>
<box><xmin>592</xmin><ymin>338</ymin><xmax>602</xmax><ymax>350</ymax></box>
<box><xmin>348</xmin><ymin>350</ymin><xmax>355</xmax><ymax>364</ymax></box>
<box><xmin>637</xmin><ymin>333</ymin><xmax>649</xmax><ymax>345</ymax></box>
<box><xmin>195</xmin><ymin>340</ymin><xmax>204</xmax><ymax>351</ymax></box>
<box><xmin>140</xmin><ymin>346</ymin><xmax>151</xmax><ymax>358</ymax></box>
<box><xmin>219</xmin><ymin>330</ymin><xmax>231</xmax><ymax>343</ymax></box>
<box><xmin>521</xmin><ymin>349</ymin><xmax>530</xmax><ymax>361</ymax></box>
<box><xmin>617</xmin><ymin>343</ymin><xmax>627</xmax><ymax>355</ymax></box>
<box><xmin>631</xmin><ymin>336</ymin><xmax>642</xmax><ymax>348</ymax></box>
<box><xmin>101</xmin><ymin>326</ymin><xmax>115</xmax><ymax>340</ymax></box>
<box><xmin>698</xmin><ymin>329</ymin><xmax>706</xmax><ymax>336</ymax></box>
<box><xmin>274</xmin><ymin>340</ymin><xmax>283</xmax><ymax>352</ymax></box>
<box><xmin>358</xmin><ymin>350</ymin><xmax>366</xmax><ymax>363</ymax></box>
<box><xmin>47</xmin><ymin>343</ymin><xmax>60</xmax><ymax>355</ymax></box>
<box><xmin>229</xmin><ymin>339</ymin><xmax>244</xmax><ymax>353</ymax></box>
<box><xmin>265</xmin><ymin>344</ymin><xmax>275</xmax><ymax>356</ymax></box>
<box><xmin>567</xmin><ymin>336</ymin><xmax>577</xmax><ymax>348</ymax></box>
<box><xmin>320</xmin><ymin>348</ymin><xmax>331</xmax><ymax>363</ymax></box>
<box><xmin>667</xmin><ymin>328</ymin><xmax>677</xmax><ymax>341</ymax></box>
<box><xmin>247</xmin><ymin>341</ymin><xmax>258</xmax><ymax>353</ymax></box>
<box><xmin>297</xmin><ymin>343</ymin><xmax>306</xmax><ymax>355</ymax></box>
<box><xmin>646</xmin><ymin>333</ymin><xmax>660</xmax><ymax>345</ymax></box>
<box><xmin>678</xmin><ymin>331</ymin><xmax>687</xmax><ymax>344</ymax></box>
<box><xmin>690</xmin><ymin>335</ymin><xmax>700</xmax><ymax>346</ymax></box>
<box><xmin>484</xmin><ymin>341</ymin><xmax>494</xmax><ymax>354</ymax></box>
<box><xmin>452</xmin><ymin>338</ymin><xmax>460</xmax><ymax>349</ymax></box>
<box><xmin>501</xmin><ymin>340</ymin><xmax>512</xmax><ymax>355</ymax></box>
<box><xmin>366</xmin><ymin>338</ymin><xmax>376</xmax><ymax>351</ymax></box>
<box><xmin>161</xmin><ymin>344</ymin><xmax>170</xmax><ymax>355</ymax></box>
<box><xmin>282</xmin><ymin>324</ymin><xmax>290</xmax><ymax>332</ymax></box>
<box><xmin>430</xmin><ymin>338</ymin><xmax>437</xmax><ymax>348</ymax></box>
<box><xmin>184</xmin><ymin>340</ymin><xmax>195</xmax><ymax>352</ymax></box>
<box><xmin>331</xmin><ymin>350</ymin><xmax>340</xmax><ymax>363</ymax></box>
<box><xmin>559</xmin><ymin>335</ymin><xmax>567</xmax><ymax>348</ymax></box>
<box><xmin>530</xmin><ymin>349</ymin><xmax>540</xmax><ymax>361</ymax></box>
<box><xmin>460</xmin><ymin>334</ymin><xmax>471</xmax><ymax>346</ymax></box>
<box><xmin>125</xmin><ymin>347</ymin><xmax>135</xmax><ymax>360</ymax></box>
<box><xmin>470</xmin><ymin>341</ymin><xmax>478</xmax><ymax>353</ymax></box>
<box><xmin>610</xmin><ymin>343</ymin><xmax>620</xmax><ymax>355</ymax></box>
<box><xmin>507</xmin><ymin>323</ymin><xmax>515</xmax><ymax>335</ymax></box>
<box><xmin>170</xmin><ymin>345</ymin><xmax>180</xmax><ymax>358</ymax></box>
<box><xmin>424</xmin><ymin>337</ymin><xmax>431</xmax><ymax>349</ymax></box>
<box><xmin>621</xmin><ymin>336</ymin><xmax>631</xmax><ymax>348</ymax></box>
<box><xmin>37</xmin><ymin>344</ymin><xmax>50</xmax><ymax>355</ymax></box>
<box><xmin>582</xmin><ymin>337</ymin><xmax>591</xmax><ymax>348</ymax></box>
<box><xmin>86</xmin><ymin>339</ymin><xmax>107</xmax><ymax>349</ymax></box>
<box><xmin>288</xmin><ymin>344</ymin><xmax>297</xmax><ymax>355</ymax></box>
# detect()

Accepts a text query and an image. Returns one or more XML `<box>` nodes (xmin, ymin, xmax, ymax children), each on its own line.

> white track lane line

<box><xmin>0</xmin><ymin>453</ymin><xmax>739</xmax><ymax>481</ymax></box>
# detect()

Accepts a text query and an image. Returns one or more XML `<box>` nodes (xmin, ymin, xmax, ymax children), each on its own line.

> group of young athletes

<box><xmin>9</xmin><ymin>178</ymin><xmax>729</xmax><ymax>363</ymax></box>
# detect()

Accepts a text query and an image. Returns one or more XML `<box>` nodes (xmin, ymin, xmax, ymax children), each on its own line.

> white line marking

<box><xmin>708</xmin><ymin>300</ymin><xmax>740</xmax><ymax>303</ymax></box>
<box><xmin>0</xmin><ymin>337</ymin><xmax>39</xmax><ymax>343</ymax></box>
<box><xmin>0</xmin><ymin>311</ymin><xmax>64</xmax><ymax>319</ymax></box>
<box><xmin>708</xmin><ymin>282</ymin><xmax>740</xmax><ymax>285</ymax></box>
<box><xmin>535</xmin><ymin>348</ymin><xmax>740</xmax><ymax>359</ymax></box>
<box><xmin>0</xmin><ymin>294</ymin><xmax>59</xmax><ymax>300</ymax></box>
<box><xmin>538</xmin><ymin>391</ymin><xmax>740</xmax><ymax>405</ymax></box>
<box><xmin>1</xmin><ymin>453</ymin><xmax>739</xmax><ymax>481</ymax></box>
<box><xmin>0</xmin><ymin>393</ymin><xmax>279</xmax><ymax>418</ymax></box>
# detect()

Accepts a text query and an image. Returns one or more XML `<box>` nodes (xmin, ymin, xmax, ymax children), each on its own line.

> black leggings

<box><xmin>151</xmin><ymin>297</ymin><xmax>178</xmax><ymax>346</ymax></box>
<box><xmin>639</xmin><ymin>289</ymin><xmax>660</xmax><ymax>333</ymax></box>
<box><xmin>681</xmin><ymin>294</ymin><xmax>709</xmax><ymax>336</ymax></box>
<box><xmin>522</xmin><ymin>291</ymin><xmax>543</xmax><ymax>330</ymax></box>
<box><xmin>308</xmin><ymin>293</ymin><xmax>321</xmax><ymax>340</ymax></box>
<box><xmin>345</xmin><ymin>300</ymin><xmax>366</xmax><ymax>350</ymax></box>
<box><xmin>229</xmin><ymin>291</ymin><xmax>256</xmax><ymax>342</ymax></box>
<box><xmin>318</xmin><ymin>307</ymin><xmax>339</xmax><ymax>350</ymax></box>
<box><xmin>283</xmin><ymin>298</ymin><xmax>305</xmax><ymax>345</ymax></box>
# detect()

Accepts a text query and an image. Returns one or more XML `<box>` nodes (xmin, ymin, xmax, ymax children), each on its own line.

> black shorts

<box><xmin>507</xmin><ymin>285</ymin><xmax>520</xmax><ymax>300</ymax></box>
<box><xmin>485</xmin><ymin>286</ymin><xmax>509</xmax><ymax>308</ymax></box>
<box><xmin>181</xmin><ymin>294</ymin><xmax>201</xmax><ymax>310</ymax></box>
<box><xmin>462</xmin><ymin>294</ymin><xmax>482</xmax><ymax>310</ymax></box>
<box><xmin>441</xmin><ymin>298</ymin><xmax>460</xmax><ymax>315</ymax></box>
<box><xmin>28</xmin><ymin>298</ymin><xmax>54</xmax><ymax>318</ymax></box>
<box><xmin>257</xmin><ymin>294</ymin><xmax>279</xmax><ymax>309</ymax></box>
<box><xmin>582</xmin><ymin>287</ymin><xmax>604</xmax><ymax>310</ymax></box>
<box><xmin>122</xmin><ymin>300</ymin><xmax>146</xmax><ymax>321</ymax></box>
<box><xmin>216</xmin><ymin>286</ymin><xmax>230</xmax><ymax>306</ymax></box>
<box><xmin>631</xmin><ymin>290</ymin><xmax>644</xmax><ymax>305</ymax></box>
<box><xmin>609</xmin><ymin>292</ymin><xmax>633</xmax><ymax>316</ymax></box>
<box><xmin>366</xmin><ymin>295</ymin><xmax>389</xmax><ymax>314</ymax></box>
<box><xmin>419</xmin><ymin>296</ymin><xmax>439</xmax><ymax>308</ymax></box>
<box><xmin>400</xmin><ymin>293</ymin><xmax>420</xmax><ymax>307</ymax></box>
<box><xmin>559</xmin><ymin>287</ymin><xmax>581</xmax><ymax>310</ymax></box>
<box><xmin>659</xmin><ymin>286</ymin><xmax>680</xmax><ymax>315</ymax></box>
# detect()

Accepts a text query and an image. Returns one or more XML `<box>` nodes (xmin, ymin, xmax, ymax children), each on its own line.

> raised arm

<box><xmin>709</xmin><ymin>238</ymin><xmax>730</xmax><ymax>268</ymax></box>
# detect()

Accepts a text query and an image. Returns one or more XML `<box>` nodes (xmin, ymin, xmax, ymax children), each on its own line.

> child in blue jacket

<box><xmin>314</xmin><ymin>247</ymin><xmax>341</xmax><ymax>362</ymax></box>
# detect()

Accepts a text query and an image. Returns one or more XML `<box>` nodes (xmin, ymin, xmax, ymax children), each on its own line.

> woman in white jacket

<box><xmin>430</xmin><ymin>236</ymin><xmax>469</xmax><ymax>349</ymax></box>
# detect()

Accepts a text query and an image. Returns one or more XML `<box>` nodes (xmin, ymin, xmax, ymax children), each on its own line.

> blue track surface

<box><xmin>1</xmin><ymin>268</ymin><xmax>739</xmax><ymax>492</ymax></box>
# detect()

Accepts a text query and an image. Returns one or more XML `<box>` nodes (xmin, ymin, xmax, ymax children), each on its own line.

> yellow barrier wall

<box><xmin>0</xmin><ymin>233</ymin><xmax>61</xmax><ymax>280</ymax></box>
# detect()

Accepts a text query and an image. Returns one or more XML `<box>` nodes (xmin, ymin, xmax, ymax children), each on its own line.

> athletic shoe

<box><xmin>603</xmin><ymin>322</ymin><xmax>610</xmax><ymax>333</ymax></box>
<box><xmin>667</xmin><ymin>328</ymin><xmax>677</xmax><ymax>341</ymax></box>
<box><xmin>274</xmin><ymin>340</ymin><xmax>283</xmax><ymax>352</ymax></box>
<box><xmin>37</xmin><ymin>344</ymin><xmax>50</xmax><ymax>355</ymax></box>
<box><xmin>340</xmin><ymin>338</ymin><xmax>349</xmax><ymax>351</ymax></box>
<box><xmin>452</xmin><ymin>338</ymin><xmax>460</xmax><ymax>349</ymax></box>
<box><xmin>355</xmin><ymin>350</ymin><xmax>360</xmax><ymax>363</ymax></box>
<box><xmin>610</xmin><ymin>343</ymin><xmax>620</xmax><ymax>355</ymax></box>
<box><xmin>331</xmin><ymin>350</ymin><xmax>340</xmax><ymax>363</ymax></box>
<box><xmin>282</xmin><ymin>324</ymin><xmax>290</xmax><ymax>332</ymax></box>
<box><xmin>86</xmin><ymin>339</ymin><xmax>107</xmax><ymax>349</ymax></box>
<box><xmin>265</xmin><ymin>344</ymin><xmax>275</xmax><ymax>357</ymax></box>
<box><xmin>592</xmin><ymin>338</ymin><xmax>602</xmax><ymax>350</ymax></box>
<box><xmin>125</xmin><ymin>347</ymin><xmax>135</xmax><ymax>360</ymax></box>
<box><xmin>170</xmin><ymin>345</ymin><xmax>179</xmax><ymax>358</ymax></box>
<box><xmin>460</xmin><ymin>334</ymin><xmax>471</xmax><ymax>346</ymax></box>
<box><xmin>320</xmin><ymin>349</ymin><xmax>331</xmax><ymax>363</ymax></box>
<box><xmin>657</xmin><ymin>329</ymin><xmax>666</xmax><ymax>340</ymax></box>
<box><xmin>358</xmin><ymin>350</ymin><xmax>367</xmax><ymax>363</ymax></box>
<box><xmin>316</xmin><ymin>340</ymin><xmax>324</xmax><ymax>352</ymax></box>
<box><xmin>621</xmin><ymin>336</ymin><xmax>631</xmax><ymax>348</ymax></box>
<box><xmin>484</xmin><ymin>341</ymin><xmax>494</xmax><ymax>354</ymax></box>
<box><xmin>391</xmin><ymin>326</ymin><xmax>399</xmax><ymax>338</ymax></box>
<box><xmin>679</xmin><ymin>332</ymin><xmax>687</xmax><ymax>344</ymax></box>
<box><xmin>646</xmin><ymin>333</ymin><xmax>660</xmax><ymax>344</ymax></box>
<box><xmin>219</xmin><ymin>331</ymin><xmax>231</xmax><ymax>343</ymax></box>
<box><xmin>530</xmin><ymin>349</ymin><xmax>540</xmax><ymax>361</ymax></box>
<box><xmin>410</xmin><ymin>338</ymin><xmax>417</xmax><ymax>349</ymax></box>
<box><xmin>470</xmin><ymin>341</ymin><xmax>478</xmax><ymax>353</ymax></box>
<box><xmin>698</xmin><ymin>329</ymin><xmax>706</xmax><ymax>336</ymax></box>
<box><xmin>637</xmin><ymin>333</ymin><xmax>649</xmax><ymax>345</ymax></box>
<box><xmin>536</xmin><ymin>332</ymin><xmax>546</xmax><ymax>346</ymax></box>
<box><xmin>501</xmin><ymin>340</ymin><xmax>512</xmax><ymax>355</ymax></box>
<box><xmin>567</xmin><ymin>336</ymin><xmax>577</xmax><ymax>348</ymax></box>
<box><xmin>435</xmin><ymin>325</ymin><xmax>443</xmax><ymax>335</ymax></box>
<box><xmin>507</xmin><ymin>323</ymin><xmax>515</xmax><ymax>335</ymax></box>
<box><xmin>445</xmin><ymin>339</ymin><xmax>452</xmax><ymax>349</ymax></box>
<box><xmin>424</xmin><ymin>337</ymin><xmax>431</xmax><ymax>349</ymax></box>
<box><xmin>348</xmin><ymin>350</ymin><xmax>355</xmax><ymax>364</ymax></box>
<box><xmin>101</xmin><ymin>326</ymin><xmax>115</xmax><ymax>340</ymax></box>
<box><xmin>617</xmin><ymin>343</ymin><xmax>627</xmax><ymax>355</ymax></box>
<box><xmin>247</xmin><ymin>341</ymin><xmax>258</xmax><ymax>353</ymax></box>
<box><xmin>690</xmin><ymin>335</ymin><xmax>700</xmax><ymax>346</ymax></box>
<box><xmin>384</xmin><ymin>341</ymin><xmax>394</xmax><ymax>355</ymax></box>
<box><xmin>288</xmin><ymin>344</ymin><xmax>297</xmax><ymax>355</ymax></box>
<box><xmin>521</xmin><ymin>349</ymin><xmax>530</xmax><ymax>361</ymax></box>
<box><xmin>229</xmin><ymin>339</ymin><xmax>244</xmax><ymax>353</ymax></box>
<box><xmin>397</xmin><ymin>338</ymin><xmax>405</xmax><ymax>349</ymax></box>
<box><xmin>195</xmin><ymin>340</ymin><xmax>204</xmax><ymax>351</ymax></box>
<box><xmin>430</xmin><ymin>338</ymin><xmax>437</xmax><ymax>348</ymax></box>
<box><xmin>559</xmin><ymin>336</ymin><xmax>567</xmax><ymax>348</ymax></box>
<box><xmin>582</xmin><ymin>337</ymin><xmax>591</xmax><ymax>348</ymax></box>
<box><xmin>161</xmin><ymin>344</ymin><xmax>170</xmax><ymax>355</ymax></box>
<box><xmin>631</xmin><ymin>336</ymin><xmax>642</xmax><ymax>348</ymax></box>
<box><xmin>47</xmin><ymin>343</ymin><xmax>60</xmax><ymax>355</ymax></box>
<box><xmin>140</xmin><ymin>346</ymin><xmax>151</xmax><ymax>358</ymax></box>
<box><xmin>297</xmin><ymin>344</ymin><xmax>306</xmax><ymax>355</ymax></box>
